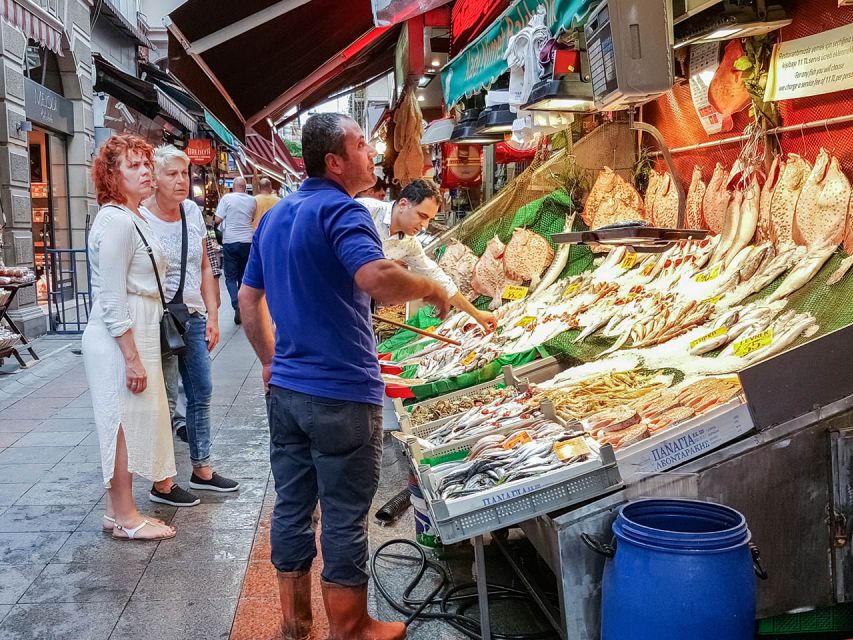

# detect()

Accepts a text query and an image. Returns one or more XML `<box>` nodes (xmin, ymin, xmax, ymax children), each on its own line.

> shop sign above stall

<box><xmin>24</xmin><ymin>78</ymin><xmax>73</xmax><ymax>135</ymax></box>
<box><xmin>186</xmin><ymin>139</ymin><xmax>215</xmax><ymax>165</ymax></box>
<box><xmin>764</xmin><ymin>22</ymin><xmax>853</xmax><ymax>102</ymax></box>
<box><xmin>441</xmin><ymin>0</ymin><xmax>591</xmax><ymax>107</ymax></box>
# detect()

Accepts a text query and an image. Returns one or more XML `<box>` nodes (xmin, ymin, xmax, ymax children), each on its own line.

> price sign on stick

<box><xmin>695</xmin><ymin>265</ymin><xmax>721</xmax><ymax>283</ymax></box>
<box><xmin>620</xmin><ymin>253</ymin><xmax>638</xmax><ymax>270</ymax></box>
<box><xmin>690</xmin><ymin>326</ymin><xmax>727</xmax><ymax>350</ymax></box>
<box><xmin>514</xmin><ymin>316</ymin><xmax>537</xmax><ymax>328</ymax></box>
<box><xmin>502</xmin><ymin>285</ymin><xmax>529</xmax><ymax>301</ymax></box>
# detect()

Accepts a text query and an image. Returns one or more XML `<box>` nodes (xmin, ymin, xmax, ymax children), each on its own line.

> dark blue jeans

<box><xmin>266</xmin><ymin>385</ymin><xmax>382</xmax><ymax>586</ymax></box>
<box><xmin>163</xmin><ymin>313</ymin><xmax>213</xmax><ymax>467</ymax></box>
<box><xmin>222</xmin><ymin>242</ymin><xmax>252</xmax><ymax>311</ymax></box>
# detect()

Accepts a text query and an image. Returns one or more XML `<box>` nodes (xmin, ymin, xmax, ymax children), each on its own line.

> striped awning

<box><xmin>1</xmin><ymin>0</ymin><xmax>62</xmax><ymax>54</ymax></box>
<box><xmin>155</xmin><ymin>87</ymin><xmax>197</xmax><ymax>134</ymax></box>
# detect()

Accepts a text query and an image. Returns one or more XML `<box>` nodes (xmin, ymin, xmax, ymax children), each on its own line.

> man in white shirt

<box><xmin>358</xmin><ymin>179</ymin><xmax>496</xmax><ymax>332</ymax></box>
<box><xmin>214</xmin><ymin>177</ymin><xmax>256</xmax><ymax>324</ymax></box>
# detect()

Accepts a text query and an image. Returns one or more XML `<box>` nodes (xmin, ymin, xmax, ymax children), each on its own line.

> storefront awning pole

<box><xmin>164</xmin><ymin>16</ymin><xmax>246</xmax><ymax>125</ymax></box>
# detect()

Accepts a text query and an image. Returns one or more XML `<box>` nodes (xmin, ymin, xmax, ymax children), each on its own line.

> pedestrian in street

<box><xmin>82</xmin><ymin>134</ymin><xmax>176</xmax><ymax>541</ymax></box>
<box><xmin>239</xmin><ymin>112</ymin><xmax>449</xmax><ymax>640</ymax></box>
<box><xmin>252</xmin><ymin>177</ymin><xmax>280</xmax><ymax>229</ymax></box>
<box><xmin>214</xmin><ymin>176</ymin><xmax>255</xmax><ymax>325</ymax></box>
<box><xmin>142</xmin><ymin>144</ymin><xmax>240</xmax><ymax>507</ymax></box>
<box><xmin>358</xmin><ymin>178</ymin><xmax>497</xmax><ymax>332</ymax></box>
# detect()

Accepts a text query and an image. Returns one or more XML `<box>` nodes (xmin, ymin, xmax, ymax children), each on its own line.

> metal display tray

<box><xmin>614</xmin><ymin>397</ymin><xmax>754</xmax><ymax>483</ymax></box>
<box><xmin>418</xmin><ymin>444</ymin><xmax>622</xmax><ymax>544</ymax></box>
<box><xmin>552</xmin><ymin>227</ymin><xmax>708</xmax><ymax>245</ymax></box>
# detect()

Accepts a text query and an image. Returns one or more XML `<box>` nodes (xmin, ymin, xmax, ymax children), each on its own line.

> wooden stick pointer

<box><xmin>372</xmin><ymin>314</ymin><xmax>462</xmax><ymax>346</ymax></box>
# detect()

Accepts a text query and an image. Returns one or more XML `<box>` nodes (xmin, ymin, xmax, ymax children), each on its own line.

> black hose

<box><xmin>374</xmin><ymin>488</ymin><xmax>412</xmax><ymax>525</ymax></box>
<box><xmin>370</xmin><ymin>538</ymin><xmax>558</xmax><ymax>640</ymax></box>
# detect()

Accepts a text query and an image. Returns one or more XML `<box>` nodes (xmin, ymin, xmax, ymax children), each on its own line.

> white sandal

<box><xmin>103</xmin><ymin>514</ymin><xmax>167</xmax><ymax>532</ymax></box>
<box><xmin>113</xmin><ymin>519</ymin><xmax>176</xmax><ymax>541</ymax></box>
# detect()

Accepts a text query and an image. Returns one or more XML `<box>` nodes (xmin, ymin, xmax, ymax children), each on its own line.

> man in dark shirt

<box><xmin>239</xmin><ymin>113</ymin><xmax>448</xmax><ymax>640</ymax></box>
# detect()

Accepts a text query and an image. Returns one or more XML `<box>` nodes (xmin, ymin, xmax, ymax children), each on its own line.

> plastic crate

<box><xmin>757</xmin><ymin>604</ymin><xmax>853</xmax><ymax>635</ymax></box>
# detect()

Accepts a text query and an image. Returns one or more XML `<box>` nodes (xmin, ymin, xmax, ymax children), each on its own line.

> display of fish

<box><xmin>645</xmin><ymin>171</ymin><xmax>662</xmax><ymax>221</ymax></box>
<box><xmin>685</xmin><ymin>166</ymin><xmax>706</xmax><ymax>230</ymax></box>
<box><xmin>588</xmin><ymin>168</ymin><xmax>645</xmax><ymax>228</ymax></box>
<box><xmin>793</xmin><ymin>149</ymin><xmax>851</xmax><ymax>250</ymax></box>
<box><xmin>584</xmin><ymin>167</ymin><xmax>618</xmax><ymax>227</ymax></box>
<box><xmin>532</xmin><ymin>216</ymin><xmax>574</xmax><ymax>292</ymax></box>
<box><xmin>708</xmin><ymin>40</ymin><xmax>751</xmax><ymax>131</ymax></box>
<box><xmin>722</xmin><ymin>172</ymin><xmax>760</xmax><ymax>265</ymax></box>
<box><xmin>503</xmin><ymin>228</ymin><xmax>555</xmax><ymax>289</ymax></box>
<box><xmin>770</xmin><ymin>154</ymin><xmax>812</xmax><ymax>248</ymax></box>
<box><xmin>757</xmin><ymin>156</ymin><xmax>784</xmax><ymax>244</ymax></box>
<box><xmin>471</xmin><ymin>236</ymin><xmax>521</xmax><ymax>310</ymax></box>
<box><xmin>767</xmin><ymin>244</ymin><xmax>836</xmax><ymax>302</ymax></box>
<box><xmin>702</xmin><ymin>163</ymin><xmax>731</xmax><ymax>234</ymax></box>
<box><xmin>438</xmin><ymin>239</ymin><xmax>480</xmax><ymax>301</ymax></box>
<box><xmin>653</xmin><ymin>172</ymin><xmax>680</xmax><ymax>228</ymax></box>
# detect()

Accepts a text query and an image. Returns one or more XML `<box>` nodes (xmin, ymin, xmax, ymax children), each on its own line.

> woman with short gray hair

<box><xmin>142</xmin><ymin>144</ymin><xmax>239</xmax><ymax>506</ymax></box>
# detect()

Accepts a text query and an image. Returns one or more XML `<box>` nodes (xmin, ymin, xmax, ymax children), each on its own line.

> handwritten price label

<box><xmin>553</xmin><ymin>436</ymin><xmax>591</xmax><ymax>461</ymax></box>
<box><xmin>620</xmin><ymin>253</ymin><xmax>638</xmax><ymax>269</ymax></box>
<box><xmin>703</xmin><ymin>295</ymin><xmax>722</xmax><ymax>305</ymax></box>
<box><xmin>503</xmin><ymin>431</ymin><xmax>533</xmax><ymax>450</ymax></box>
<box><xmin>502</xmin><ymin>285</ymin><xmax>529</xmax><ymax>301</ymax></box>
<box><xmin>733</xmin><ymin>329</ymin><xmax>773</xmax><ymax>358</ymax></box>
<box><xmin>461</xmin><ymin>352</ymin><xmax>477</xmax><ymax>366</ymax></box>
<box><xmin>641</xmin><ymin>262</ymin><xmax>655</xmax><ymax>277</ymax></box>
<box><xmin>690</xmin><ymin>326</ymin><xmax>727</xmax><ymax>350</ymax></box>
<box><xmin>695</xmin><ymin>265</ymin><xmax>721</xmax><ymax>283</ymax></box>
<box><xmin>514</xmin><ymin>316</ymin><xmax>537</xmax><ymax>328</ymax></box>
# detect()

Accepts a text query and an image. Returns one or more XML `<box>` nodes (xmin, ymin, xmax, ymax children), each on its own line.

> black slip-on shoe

<box><xmin>149</xmin><ymin>484</ymin><xmax>200</xmax><ymax>507</ymax></box>
<box><xmin>189</xmin><ymin>472</ymin><xmax>240</xmax><ymax>492</ymax></box>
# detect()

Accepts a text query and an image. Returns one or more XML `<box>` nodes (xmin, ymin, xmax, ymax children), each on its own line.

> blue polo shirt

<box><xmin>243</xmin><ymin>178</ymin><xmax>386</xmax><ymax>405</ymax></box>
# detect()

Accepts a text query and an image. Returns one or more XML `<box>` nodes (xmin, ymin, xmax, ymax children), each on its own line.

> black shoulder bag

<box><xmin>133</xmin><ymin>208</ymin><xmax>188</xmax><ymax>357</ymax></box>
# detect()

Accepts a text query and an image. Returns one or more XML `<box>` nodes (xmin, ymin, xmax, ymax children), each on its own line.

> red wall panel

<box><xmin>643</xmin><ymin>0</ymin><xmax>853</xmax><ymax>187</ymax></box>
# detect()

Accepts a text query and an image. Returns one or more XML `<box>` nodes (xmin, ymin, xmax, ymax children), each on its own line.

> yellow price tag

<box><xmin>690</xmin><ymin>326</ymin><xmax>727</xmax><ymax>350</ymax></box>
<box><xmin>695</xmin><ymin>266</ymin><xmax>721</xmax><ymax>283</ymax></box>
<box><xmin>733</xmin><ymin>329</ymin><xmax>773</xmax><ymax>358</ymax></box>
<box><xmin>461</xmin><ymin>352</ymin><xmax>477</xmax><ymax>366</ymax></box>
<box><xmin>553</xmin><ymin>436</ymin><xmax>591</xmax><ymax>461</ymax></box>
<box><xmin>620</xmin><ymin>253</ymin><xmax>638</xmax><ymax>270</ymax></box>
<box><xmin>425</xmin><ymin>326</ymin><xmax>437</xmax><ymax>333</ymax></box>
<box><xmin>502</xmin><ymin>285</ymin><xmax>529</xmax><ymax>301</ymax></box>
<box><xmin>503</xmin><ymin>431</ymin><xmax>533</xmax><ymax>450</ymax></box>
<box><xmin>641</xmin><ymin>262</ymin><xmax>655</xmax><ymax>277</ymax></box>
<box><xmin>514</xmin><ymin>316</ymin><xmax>537</xmax><ymax>328</ymax></box>
<box><xmin>562</xmin><ymin>283</ymin><xmax>581</xmax><ymax>298</ymax></box>
<box><xmin>703</xmin><ymin>295</ymin><xmax>722</xmax><ymax>305</ymax></box>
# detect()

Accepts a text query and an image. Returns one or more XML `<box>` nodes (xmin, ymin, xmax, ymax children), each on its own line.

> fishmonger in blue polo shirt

<box><xmin>238</xmin><ymin>113</ymin><xmax>449</xmax><ymax>640</ymax></box>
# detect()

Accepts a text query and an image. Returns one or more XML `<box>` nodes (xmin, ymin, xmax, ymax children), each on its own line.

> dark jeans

<box><xmin>222</xmin><ymin>242</ymin><xmax>252</xmax><ymax>310</ymax></box>
<box><xmin>163</xmin><ymin>313</ymin><xmax>212</xmax><ymax>467</ymax></box>
<box><xmin>266</xmin><ymin>385</ymin><xmax>382</xmax><ymax>586</ymax></box>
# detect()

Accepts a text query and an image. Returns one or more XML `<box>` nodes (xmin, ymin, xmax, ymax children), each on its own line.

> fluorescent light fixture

<box><xmin>417</xmin><ymin>75</ymin><xmax>435</xmax><ymax>88</ymax></box>
<box><xmin>431</xmin><ymin>59</ymin><xmax>440</xmax><ymax>67</ymax></box>
<box><xmin>522</xmin><ymin>78</ymin><xmax>596</xmax><ymax>112</ymax></box>
<box><xmin>477</xmin><ymin>104</ymin><xmax>515</xmax><ymax>134</ymax></box>
<box><xmin>706</xmin><ymin>27</ymin><xmax>744</xmax><ymax>39</ymax></box>
<box><xmin>449</xmin><ymin>123</ymin><xmax>502</xmax><ymax>145</ymax></box>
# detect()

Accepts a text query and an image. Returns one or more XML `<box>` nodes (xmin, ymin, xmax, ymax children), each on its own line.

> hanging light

<box><xmin>522</xmin><ymin>76</ymin><xmax>596</xmax><ymax>112</ymax></box>
<box><xmin>476</xmin><ymin>104</ymin><xmax>516</xmax><ymax>134</ymax></box>
<box><xmin>449</xmin><ymin>108</ymin><xmax>502</xmax><ymax>145</ymax></box>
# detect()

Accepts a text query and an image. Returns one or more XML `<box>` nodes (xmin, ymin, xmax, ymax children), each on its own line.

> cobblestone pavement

<box><xmin>0</xmin><ymin>307</ymin><xmax>556</xmax><ymax>639</ymax></box>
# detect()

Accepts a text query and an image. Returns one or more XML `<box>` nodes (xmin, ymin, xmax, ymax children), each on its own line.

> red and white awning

<box><xmin>1</xmin><ymin>0</ymin><xmax>62</xmax><ymax>54</ymax></box>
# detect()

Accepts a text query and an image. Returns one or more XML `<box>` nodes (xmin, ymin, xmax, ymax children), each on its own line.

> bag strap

<box><xmin>170</xmin><ymin>203</ymin><xmax>188</xmax><ymax>304</ymax></box>
<box><xmin>133</xmin><ymin>222</ymin><xmax>168</xmax><ymax>311</ymax></box>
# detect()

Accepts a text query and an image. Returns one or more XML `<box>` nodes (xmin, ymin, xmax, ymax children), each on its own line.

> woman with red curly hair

<box><xmin>82</xmin><ymin>134</ymin><xmax>177</xmax><ymax>540</ymax></box>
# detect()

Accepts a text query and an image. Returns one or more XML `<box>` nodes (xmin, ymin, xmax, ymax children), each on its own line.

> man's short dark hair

<box><xmin>399</xmin><ymin>179</ymin><xmax>441</xmax><ymax>206</ymax></box>
<box><xmin>302</xmin><ymin>113</ymin><xmax>351</xmax><ymax>178</ymax></box>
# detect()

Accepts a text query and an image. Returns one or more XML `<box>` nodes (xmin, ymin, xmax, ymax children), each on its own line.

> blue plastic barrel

<box><xmin>601</xmin><ymin>499</ymin><xmax>757</xmax><ymax>640</ymax></box>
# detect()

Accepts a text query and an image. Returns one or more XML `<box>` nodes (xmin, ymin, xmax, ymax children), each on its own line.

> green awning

<box><xmin>441</xmin><ymin>0</ymin><xmax>592</xmax><ymax>107</ymax></box>
<box><xmin>204</xmin><ymin>109</ymin><xmax>236</xmax><ymax>148</ymax></box>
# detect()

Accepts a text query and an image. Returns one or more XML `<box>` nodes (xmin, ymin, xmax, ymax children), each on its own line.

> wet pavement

<box><xmin>0</xmin><ymin>304</ymin><xmax>559</xmax><ymax>640</ymax></box>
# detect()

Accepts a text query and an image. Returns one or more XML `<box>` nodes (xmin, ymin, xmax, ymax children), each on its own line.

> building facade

<box><xmin>0</xmin><ymin>0</ymin><xmax>95</xmax><ymax>337</ymax></box>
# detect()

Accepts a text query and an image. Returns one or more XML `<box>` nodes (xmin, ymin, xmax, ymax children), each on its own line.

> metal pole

<box><xmin>630</xmin><ymin>114</ymin><xmax>686</xmax><ymax>227</ymax></box>
<box><xmin>651</xmin><ymin>113</ymin><xmax>853</xmax><ymax>156</ymax></box>
<box><xmin>483</xmin><ymin>145</ymin><xmax>496</xmax><ymax>202</ymax></box>
<box><xmin>473</xmin><ymin>535</ymin><xmax>492</xmax><ymax>640</ymax></box>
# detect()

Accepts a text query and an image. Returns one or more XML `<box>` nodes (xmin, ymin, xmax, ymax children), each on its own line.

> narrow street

<box><xmin>0</xmin><ymin>304</ymin><xmax>468</xmax><ymax>639</ymax></box>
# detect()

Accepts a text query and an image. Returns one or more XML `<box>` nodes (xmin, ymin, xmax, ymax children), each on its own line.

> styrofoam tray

<box><xmin>615</xmin><ymin>398</ymin><xmax>754</xmax><ymax>483</ymax></box>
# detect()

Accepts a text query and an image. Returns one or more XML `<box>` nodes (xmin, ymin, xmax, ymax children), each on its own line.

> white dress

<box><xmin>82</xmin><ymin>204</ymin><xmax>176</xmax><ymax>487</ymax></box>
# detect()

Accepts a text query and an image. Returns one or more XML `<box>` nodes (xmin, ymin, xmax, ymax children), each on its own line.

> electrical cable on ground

<box><xmin>371</xmin><ymin>538</ymin><xmax>558</xmax><ymax>640</ymax></box>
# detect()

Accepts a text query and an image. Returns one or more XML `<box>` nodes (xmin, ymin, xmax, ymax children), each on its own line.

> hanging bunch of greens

<box><xmin>734</xmin><ymin>35</ymin><xmax>781</xmax><ymax>129</ymax></box>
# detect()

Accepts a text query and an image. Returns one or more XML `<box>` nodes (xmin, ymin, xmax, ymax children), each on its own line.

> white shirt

<box><xmin>216</xmin><ymin>192</ymin><xmax>256</xmax><ymax>244</ymax></box>
<box><xmin>357</xmin><ymin>197</ymin><xmax>459</xmax><ymax>297</ymax></box>
<box><xmin>142</xmin><ymin>200</ymin><xmax>208</xmax><ymax>314</ymax></box>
